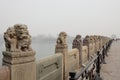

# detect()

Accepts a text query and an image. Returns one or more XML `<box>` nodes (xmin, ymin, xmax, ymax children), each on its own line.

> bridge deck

<box><xmin>101</xmin><ymin>40</ymin><xmax>120</xmax><ymax>80</ymax></box>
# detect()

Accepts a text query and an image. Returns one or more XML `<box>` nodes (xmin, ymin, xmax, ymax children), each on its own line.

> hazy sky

<box><xmin>0</xmin><ymin>0</ymin><xmax>120</xmax><ymax>37</ymax></box>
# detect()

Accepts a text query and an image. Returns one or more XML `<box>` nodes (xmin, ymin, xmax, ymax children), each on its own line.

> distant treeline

<box><xmin>32</xmin><ymin>35</ymin><xmax>74</xmax><ymax>44</ymax></box>
<box><xmin>0</xmin><ymin>34</ymin><xmax>74</xmax><ymax>44</ymax></box>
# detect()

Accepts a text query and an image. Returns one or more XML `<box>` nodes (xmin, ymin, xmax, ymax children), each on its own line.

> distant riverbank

<box><xmin>0</xmin><ymin>42</ymin><xmax>72</xmax><ymax>66</ymax></box>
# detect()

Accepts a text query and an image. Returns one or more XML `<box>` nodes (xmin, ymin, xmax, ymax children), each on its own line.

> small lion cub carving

<box><xmin>4</xmin><ymin>27</ymin><xmax>17</xmax><ymax>52</ymax></box>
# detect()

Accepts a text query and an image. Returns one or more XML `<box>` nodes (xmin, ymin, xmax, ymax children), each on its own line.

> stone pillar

<box><xmin>94</xmin><ymin>35</ymin><xmax>97</xmax><ymax>53</ymax></box>
<box><xmin>55</xmin><ymin>32</ymin><xmax>68</xmax><ymax>80</ymax></box>
<box><xmin>97</xmin><ymin>36</ymin><xmax>100</xmax><ymax>51</ymax></box>
<box><xmin>98</xmin><ymin>36</ymin><xmax>102</xmax><ymax>50</ymax></box>
<box><xmin>83</xmin><ymin>35</ymin><xmax>90</xmax><ymax>60</ymax></box>
<box><xmin>2</xmin><ymin>51</ymin><xmax>36</xmax><ymax>80</ymax></box>
<box><xmin>72</xmin><ymin>35</ymin><xmax>82</xmax><ymax>67</ymax></box>
<box><xmin>2</xmin><ymin>24</ymin><xmax>36</xmax><ymax>80</ymax></box>
<box><xmin>90</xmin><ymin>36</ymin><xmax>95</xmax><ymax>55</ymax></box>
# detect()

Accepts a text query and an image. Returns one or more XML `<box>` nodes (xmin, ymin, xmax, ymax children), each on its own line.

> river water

<box><xmin>0</xmin><ymin>42</ymin><xmax>72</xmax><ymax>66</ymax></box>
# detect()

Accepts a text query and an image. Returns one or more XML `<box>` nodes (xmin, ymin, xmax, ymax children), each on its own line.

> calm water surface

<box><xmin>0</xmin><ymin>42</ymin><xmax>72</xmax><ymax>66</ymax></box>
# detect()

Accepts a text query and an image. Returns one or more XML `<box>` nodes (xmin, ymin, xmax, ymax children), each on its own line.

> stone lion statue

<box><xmin>75</xmin><ymin>35</ymin><xmax>81</xmax><ymax>42</ymax></box>
<box><xmin>72</xmin><ymin>35</ymin><xmax>82</xmax><ymax>48</ymax></box>
<box><xmin>93</xmin><ymin>35</ymin><xmax>97</xmax><ymax>42</ymax></box>
<box><xmin>83</xmin><ymin>35</ymin><xmax>90</xmax><ymax>45</ymax></box>
<box><xmin>56</xmin><ymin>32</ymin><xmax>67</xmax><ymax>45</ymax></box>
<box><xmin>90</xmin><ymin>36</ymin><xmax>94</xmax><ymax>43</ymax></box>
<box><xmin>4</xmin><ymin>24</ymin><xmax>32</xmax><ymax>52</ymax></box>
<box><xmin>14</xmin><ymin>24</ymin><xmax>32</xmax><ymax>51</ymax></box>
<box><xmin>4</xmin><ymin>27</ymin><xmax>17</xmax><ymax>52</ymax></box>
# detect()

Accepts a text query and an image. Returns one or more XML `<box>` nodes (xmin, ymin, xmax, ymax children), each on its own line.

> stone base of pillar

<box><xmin>55</xmin><ymin>44</ymin><xmax>68</xmax><ymax>80</ymax></box>
<box><xmin>2</xmin><ymin>51</ymin><xmax>36</xmax><ymax>80</ymax></box>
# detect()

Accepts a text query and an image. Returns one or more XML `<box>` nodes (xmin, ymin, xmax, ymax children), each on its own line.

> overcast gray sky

<box><xmin>0</xmin><ymin>0</ymin><xmax>120</xmax><ymax>37</ymax></box>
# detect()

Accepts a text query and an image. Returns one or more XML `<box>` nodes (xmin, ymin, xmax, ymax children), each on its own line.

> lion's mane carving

<box><xmin>4</xmin><ymin>24</ymin><xmax>32</xmax><ymax>52</ymax></box>
<box><xmin>83</xmin><ymin>35</ymin><xmax>90</xmax><ymax>45</ymax></box>
<box><xmin>72</xmin><ymin>35</ymin><xmax>82</xmax><ymax>48</ymax></box>
<box><xmin>56</xmin><ymin>32</ymin><xmax>67</xmax><ymax>45</ymax></box>
<box><xmin>4</xmin><ymin>27</ymin><xmax>17</xmax><ymax>51</ymax></box>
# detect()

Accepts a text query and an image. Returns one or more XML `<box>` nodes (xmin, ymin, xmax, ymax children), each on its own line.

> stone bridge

<box><xmin>0</xmin><ymin>24</ymin><xmax>115</xmax><ymax>80</ymax></box>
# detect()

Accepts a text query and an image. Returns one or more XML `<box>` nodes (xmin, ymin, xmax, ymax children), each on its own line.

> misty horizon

<box><xmin>0</xmin><ymin>0</ymin><xmax>120</xmax><ymax>38</ymax></box>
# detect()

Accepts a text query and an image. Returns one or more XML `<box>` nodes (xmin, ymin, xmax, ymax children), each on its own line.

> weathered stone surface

<box><xmin>55</xmin><ymin>32</ymin><xmax>68</xmax><ymax>80</ymax></box>
<box><xmin>4</xmin><ymin>24</ymin><xmax>32</xmax><ymax>52</ymax></box>
<box><xmin>83</xmin><ymin>35</ymin><xmax>90</xmax><ymax>46</ymax></box>
<box><xmin>98</xmin><ymin>36</ymin><xmax>103</xmax><ymax>50</ymax></box>
<box><xmin>2</xmin><ymin>51</ymin><xmax>35</xmax><ymax>64</ymax></box>
<box><xmin>89</xmin><ymin>43</ymin><xmax>95</xmax><ymax>56</ymax></box>
<box><xmin>4</xmin><ymin>27</ymin><xmax>17</xmax><ymax>52</ymax></box>
<box><xmin>89</xmin><ymin>36</ymin><xmax>95</xmax><ymax>43</ymax></box>
<box><xmin>55</xmin><ymin>44</ymin><xmax>68</xmax><ymax>80</ymax></box>
<box><xmin>68</xmin><ymin>49</ymin><xmax>79</xmax><ymax>71</ymax></box>
<box><xmin>2</xmin><ymin>25</ymin><xmax>36</xmax><ymax>80</ymax></box>
<box><xmin>72</xmin><ymin>35</ymin><xmax>82</xmax><ymax>49</ymax></box>
<box><xmin>83</xmin><ymin>36</ymin><xmax>90</xmax><ymax>60</ymax></box>
<box><xmin>101</xmin><ymin>41</ymin><xmax>119</xmax><ymax>80</ymax></box>
<box><xmin>93</xmin><ymin>35</ymin><xmax>100</xmax><ymax>53</ymax></box>
<box><xmin>96</xmin><ymin>41</ymin><xmax>100</xmax><ymax>52</ymax></box>
<box><xmin>10</xmin><ymin>62</ymin><xmax>36</xmax><ymax>80</ymax></box>
<box><xmin>36</xmin><ymin>54</ymin><xmax>62</xmax><ymax>80</ymax></box>
<box><xmin>56</xmin><ymin>32</ymin><xmax>67</xmax><ymax>45</ymax></box>
<box><xmin>82</xmin><ymin>46</ymin><xmax>88</xmax><ymax>64</ymax></box>
<box><xmin>2</xmin><ymin>51</ymin><xmax>36</xmax><ymax>80</ymax></box>
<box><xmin>72</xmin><ymin>35</ymin><xmax>82</xmax><ymax>67</ymax></box>
<box><xmin>0</xmin><ymin>66</ymin><xmax>10</xmax><ymax>80</ymax></box>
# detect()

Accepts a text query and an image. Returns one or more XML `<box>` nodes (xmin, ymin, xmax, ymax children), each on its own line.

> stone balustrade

<box><xmin>0</xmin><ymin>25</ymin><xmax>112</xmax><ymax>80</ymax></box>
<box><xmin>68</xmin><ymin>49</ymin><xmax>79</xmax><ymax>72</ymax></box>
<box><xmin>36</xmin><ymin>54</ymin><xmax>62</xmax><ymax>80</ymax></box>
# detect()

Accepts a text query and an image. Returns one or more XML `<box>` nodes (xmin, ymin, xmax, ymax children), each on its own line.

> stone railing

<box><xmin>82</xmin><ymin>46</ymin><xmax>88</xmax><ymax>64</ymax></box>
<box><xmin>0</xmin><ymin>24</ymin><xmax>113</xmax><ymax>80</ymax></box>
<box><xmin>68</xmin><ymin>49</ymin><xmax>79</xmax><ymax>72</ymax></box>
<box><xmin>69</xmin><ymin>36</ymin><xmax>113</xmax><ymax>80</ymax></box>
<box><xmin>36</xmin><ymin>54</ymin><xmax>62</xmax><ymax>80</ymax></box>
<box><xmin>2</xmin><ymin>24</ymin><xmax>36</xmax><ymax>80</ymax></box>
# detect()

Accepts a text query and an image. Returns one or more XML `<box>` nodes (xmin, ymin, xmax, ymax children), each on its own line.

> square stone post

<box><xmin>55</xmin><ymin>32</ymin><xmax>68</xmax><ymax>80</ymax></box>
<box><xmin>83</xmin><ymin>35</ymin><xmax>90</xmax><ymax>60</ymax></box>
<box><xmin>2</xmin><ymin>51</ymin><xmax>36</xmax><ymax>80</ymax></box>
<box><xmin>2</xmin><ymin>24</ymin><xmax>36</xmax><ymax>80</ymax></box>
<box><xmin>55</xmin><ymin>44</ymin><xmax>68</xmax><ymax>80</ymax></box>
<box><xmin>72</xmin><ymin>35</ymin><xmax>82</xmax><ymax>67</ymax></box>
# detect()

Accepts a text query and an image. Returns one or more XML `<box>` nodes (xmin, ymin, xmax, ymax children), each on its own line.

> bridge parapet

<box><xmin>82</xmin><ymin>46</ymin><xmax>88</xmax><ymax>64</ymax></box>
<box><xmin>55</xmin><ymin>32</ymin><xmax>69</xmax><ymax>80</ymax></box>
<box><xmin>0</xmin><ymin>25</ymin><xmax>113</xmax><ymax>80</ymax></box>
<box><xmin>69</xmin><ymin>36</ymin><xmax>113</xmax><ymax>80</ymax></box>
<box><xmin>2</xmin><ymin>24</ymin><xmax>36</xmax><ymax>80</ymax></box>
<box><xmin>68</xmin><ymin>49</ymin><xmax>79</xmax><ymax>72</ymax></box>
<box><xmin>36</xmin><ymin>54</ymin><xmax>62</xmax><ymax>80</ymax></box>
<box><xmin>72</xmin><ymin>35</ymin><xmax>82</xmax><ymax>67</ymax></box>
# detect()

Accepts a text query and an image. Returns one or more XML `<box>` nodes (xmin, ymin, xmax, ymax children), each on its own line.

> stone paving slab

<box><xmin>101</xmin><ymin>40</ymin><xmax>120</xmax><ymax>80</ymax></box>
